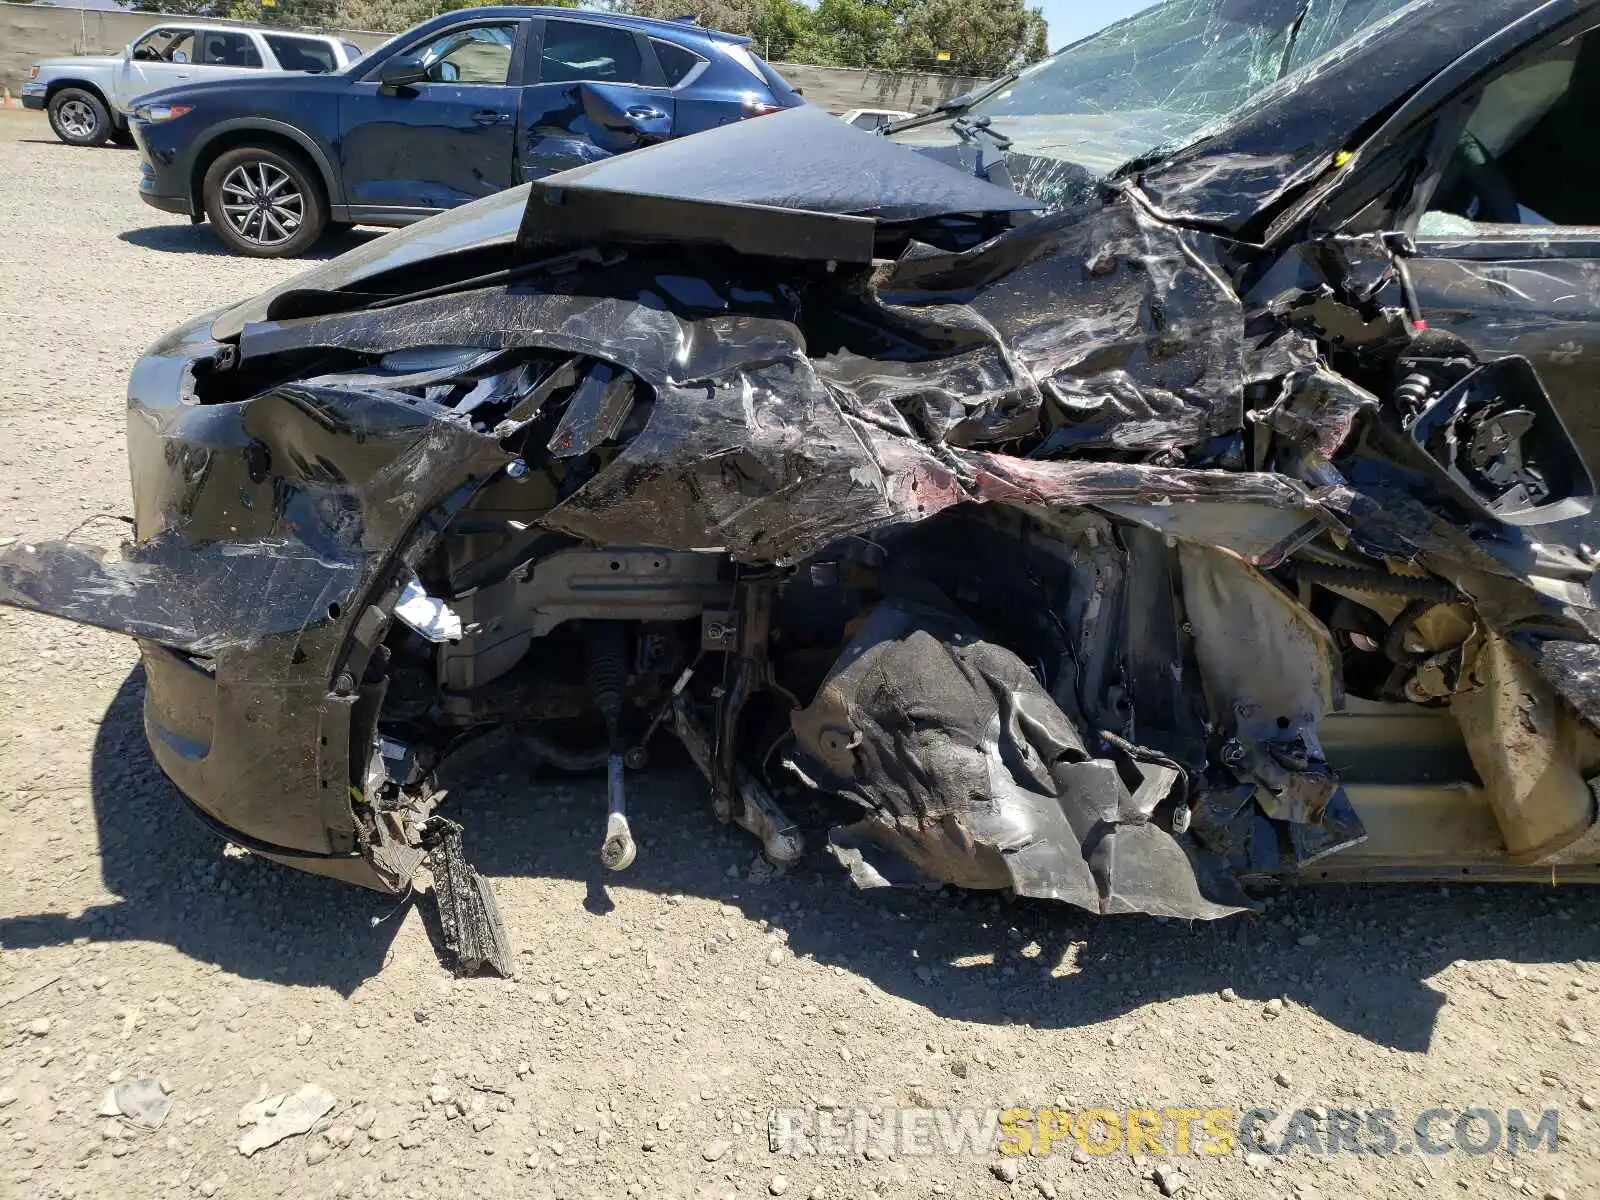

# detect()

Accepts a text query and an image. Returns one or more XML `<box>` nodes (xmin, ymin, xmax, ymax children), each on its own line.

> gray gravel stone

<box><xmin>1154</xmin><ymin>1163</ymin><xmax>1188</xmax><ymax>1196</ymax></box>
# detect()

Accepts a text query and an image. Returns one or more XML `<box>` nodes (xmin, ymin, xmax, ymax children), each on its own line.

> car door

<box><xmin>338</xmin><ymin>19</ymin><xmax>526</xmax><ymax>214</ymax></box>
<box><xmin>1381</xmin><ymin>23</ymin><xmax>1600</xmax><ymax>477</ymax></box>
<box><xmin>189</xmin><ymin>30</ymin><xmax>267</xmax><ymax>83</ymax></box>
<box><xmin>116</xmin><ymin>27</ymin><xmax>197</xmax><ymax>110</ymax></box>
<box><xmin>1285</xmin><ymin>8</ymin><xmax>1600</xmax><ymax>537</ymax></box>
<box><xmin>516</xmin><ymin>17</ymin><xmax>674</xmax><ymax>182</ymax></box>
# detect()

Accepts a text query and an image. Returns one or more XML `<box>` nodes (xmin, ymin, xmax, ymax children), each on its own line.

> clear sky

<box><xmin>1038</xmin><ymin>0</ymin><xmax>1156</xmax><ymax>52</ymax></box>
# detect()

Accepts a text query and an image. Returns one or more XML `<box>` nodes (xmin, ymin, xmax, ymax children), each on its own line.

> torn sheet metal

<box><xmin>1182</xmin><ymin>544</ymin><xmax>1367</xmax><ymax>865</ymax></box>
<box><xmin>546</xmin><ymin>361</ymin><xmax>637</xmax><ymax>458</ymax></box>
<box><xmin>787</xmin><ymin>596</ymin><xmax>1241</xmax><ymax>918</ymax></box>
<box><xmin>0</xmin><ymin>534</ymin><xmax>362</xmax><ymax>657</ymax></box>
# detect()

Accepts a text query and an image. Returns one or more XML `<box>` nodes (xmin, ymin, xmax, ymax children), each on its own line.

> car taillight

<box><xmin>29</xmin><ymin>65</ymin><xmax>39</xmax><ymax>79</ymax></box>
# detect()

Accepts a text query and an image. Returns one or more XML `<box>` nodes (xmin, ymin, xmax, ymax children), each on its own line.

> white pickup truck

<box><xmin>23</xmin><ymin>23</ymin><xmax>364</xmax><ymax>147</ymax></box>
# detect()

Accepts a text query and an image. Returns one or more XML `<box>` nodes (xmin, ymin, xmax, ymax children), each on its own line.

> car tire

<box><xmin>47</xmin><ymin>88</ymin><xmax>112</xmax><ymax>147</ymax></box>
<box><xmin>202</xmin><ymin>146</ymin><xmax>327</xmax><ymax>258</ymax></box>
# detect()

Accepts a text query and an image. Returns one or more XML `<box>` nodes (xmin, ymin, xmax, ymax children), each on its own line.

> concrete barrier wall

<box><xmin>769</xmin><ymin>61</ymin><xmax>986</xmax><ymax>116</ymax></box>
<box><xmin>0</xmin><ymin>2</ymin><xmax>983</xmax><ymax>110</ymax></box>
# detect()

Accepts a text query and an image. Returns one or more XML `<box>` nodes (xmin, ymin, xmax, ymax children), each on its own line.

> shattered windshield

<box><xmin>921</xmin><ymin>0</ymin><xmax>1423</xmax><ymax>175</ymax></box>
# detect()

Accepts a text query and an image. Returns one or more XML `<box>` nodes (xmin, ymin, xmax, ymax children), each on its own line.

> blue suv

<box><xmin>129</xmin><ymin>6</ymin><xmax>803</xmax><ymax>256</ymax></box>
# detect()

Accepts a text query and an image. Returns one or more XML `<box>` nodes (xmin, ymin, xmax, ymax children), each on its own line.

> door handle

<box><xmin>626</xmin><ymin>106</ymin><xmax>667</xmax><ymax>121</ymax></box>
<box><xmin>472</xmin><ymin>109</ymin><xmax>512</xmax><ymax>125</ymax></box>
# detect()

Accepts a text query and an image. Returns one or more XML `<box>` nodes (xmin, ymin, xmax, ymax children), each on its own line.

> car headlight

<box><xmin>135</xmin><ymin>103</ymin><xmax>193</xmax><ymax>123</ymax></box>
<box><xmin>29</xmin><ymin>65</ymin><xmax>39</xmax><ymax>80</ymax></box>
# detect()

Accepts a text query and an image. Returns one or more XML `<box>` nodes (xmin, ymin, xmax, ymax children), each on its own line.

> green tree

<box><xmin>615</xmin><ymin>0</ymin><xmax>1045</xmax><ymax>73</ymax></box>
<box><xmin>802</xmin><ymin>0</ymin><xmax>902</xmax><ymax>69</ymax></box>
<box><xmin>749</xmin><ymin>0</ymin><xmax>811</xmax><ymax>62</ymax></box>
<box><xmin>126</xmin><ymin>0</ymin><xmax>231</xmax><ymax>16</ymax></box>
<box><xmin>900</xmin><ymin>0</ymin><xmax>1048</xmax><ymax>74</ymax></box>
<box><xmin>618</xmin><ymin>0</ymin><xmax>759</xmax><ymax>36</ymax></box>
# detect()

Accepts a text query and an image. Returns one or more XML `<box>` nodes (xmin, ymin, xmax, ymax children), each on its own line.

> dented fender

<box><xmin>0</xmin><ymin>313</ymin><xmax>512</xmax><ymax>872</ymax></box>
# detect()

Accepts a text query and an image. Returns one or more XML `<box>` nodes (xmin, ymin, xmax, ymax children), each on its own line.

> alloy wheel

<box><xmin>219</xmin><ymin>161</ymin><xmax>304</xmax><ymax>248</ymax></box>
<box><xmin>56</xmin><ymin>98</ymin><xmax>98</xmax><ymax>140</ymax></box>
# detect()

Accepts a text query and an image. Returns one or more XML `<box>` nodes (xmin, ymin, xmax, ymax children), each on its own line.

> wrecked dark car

<box><xmin>9</xmin><ymin>0</ymin><xmax>1600</xmax><ymax>972</ymax></box>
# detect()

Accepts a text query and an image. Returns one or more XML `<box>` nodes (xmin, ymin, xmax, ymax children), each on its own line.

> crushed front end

<box><xmin>6</xmin><ymin>111</ymin><xmax>1600</xmax><ymax>972</ymax></box>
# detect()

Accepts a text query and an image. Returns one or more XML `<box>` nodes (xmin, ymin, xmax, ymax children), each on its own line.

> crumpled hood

<box><xmin>210</xmin><ymin>105</ymin><xmax>1037</xmax><ymax>341</ymax></box>
<box><xmin>528</xmin><ymin>104</ymin><xmax>1036</xmax><ymax>224</ymax></box>
<box><xmin>517</xmin><ymin>104</ymin><xmax>1036</xmax><ymax>262</ymax></box>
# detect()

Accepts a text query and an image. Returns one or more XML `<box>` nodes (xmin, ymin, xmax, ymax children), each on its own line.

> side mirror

<box><xmin>379</xmin><ymin>54</ymin><xmax>428</xmax><ymax>92</ymax></box>
<box><xmin>121</xmin><ymin>45</ymin><xmax>132</xmax><ymax>62</ymax></box>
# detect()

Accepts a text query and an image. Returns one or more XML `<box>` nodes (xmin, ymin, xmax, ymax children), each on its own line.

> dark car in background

<box><xmin>128</xmin><ymin>6</ymin><xmax>802</xmax><ymax>256</ymax></box>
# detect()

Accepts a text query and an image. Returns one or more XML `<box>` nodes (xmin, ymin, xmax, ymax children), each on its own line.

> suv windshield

<box><xmin>900</xmin><ymin>0</ymin><xmax>1421</xmax><ymax>175</ymax></box>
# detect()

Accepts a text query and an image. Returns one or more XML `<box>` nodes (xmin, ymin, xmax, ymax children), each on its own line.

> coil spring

<box><xmin>1393</xmin><ymin>371</ymin><xmax>1434</xmax><ymax>420</ymax></box>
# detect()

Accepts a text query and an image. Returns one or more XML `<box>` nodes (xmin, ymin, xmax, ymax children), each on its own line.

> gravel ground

<box><xmin>2</xmin><ymin>110</ymin><xmax>1599</xmax><ymax>1200</ymax></box>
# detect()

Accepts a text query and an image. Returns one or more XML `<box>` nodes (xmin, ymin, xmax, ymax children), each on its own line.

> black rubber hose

<box><xmin>1285</xmin><ymin>560</ymin><xmax>1462</xmax><ymax>603</ymax></box>
<box><xmin>1384</xmin><ymin>598</ymin><xmax>1435</xmax><ymax>665</ymax></box>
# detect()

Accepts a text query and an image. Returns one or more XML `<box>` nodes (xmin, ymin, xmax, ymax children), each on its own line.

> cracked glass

<box><xmin>957</xmin><ymin>0</ymin><xmax>1423</xmax><ymax>174</ymax></box>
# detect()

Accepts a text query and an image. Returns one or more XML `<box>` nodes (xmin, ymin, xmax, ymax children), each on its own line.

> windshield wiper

<box><xmin>882</xmin><ymin>71</ymin><xmax>1020</xmax><ymax>134</ymax></box>
<box><xmin>951</xmin><ymin>115</ymin><xmax>1012</xmax><ymax>151</ymax></box>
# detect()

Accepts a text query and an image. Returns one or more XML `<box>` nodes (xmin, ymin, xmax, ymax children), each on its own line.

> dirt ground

<box><xmin>0</xmin><ymin>109</ymin><xmax>1598</xmax><ymax>1200</ymax></box>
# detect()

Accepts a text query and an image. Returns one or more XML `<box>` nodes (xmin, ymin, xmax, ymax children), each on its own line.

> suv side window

<box><xmin>265</xmin><ymin>34</ymin><xmax>338</xmax><ymax>74</ymax></box>
<box><xmin>650</xmin><ymin>38</ymin><xmax>706</xmax><ymax>88</ymax></box>
<box><xmin>540</xmin><ymin>20</ymin><xmax>645</xmax><ymax>84</ymax></box>
<box><xmin>407</xmin><ymin>23</ymin><xmax>517</xmax><ymax>85</ymax></box>
<box><xmin>131</xmin><ymin>29</ymin><xmax>194</xmax><ymax>64</ymax></box>
<box><xmin>195</xmin><ymin>31</ymin><xmax>263</xmax><ymax>69</ymax></box>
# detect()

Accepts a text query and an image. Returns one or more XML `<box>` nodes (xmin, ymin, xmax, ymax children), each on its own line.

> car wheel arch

<box><xmin>45</xmin><ymin>78</ymin><xmax>112</xmax><ymax>109</ymax></box>
<box><xmin>189</xmin><ymin>121</ymin><xmax>341</xmax><ymax>215</ymax></box>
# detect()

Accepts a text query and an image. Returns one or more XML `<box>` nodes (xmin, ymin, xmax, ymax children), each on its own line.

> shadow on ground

<box><xmin>0</xmin><ymin>668</ymin><xmax>405</xmax><ymax>994</ymax></box>
<box><xmin>3</xmin><ymin>667</ymin><xmax>1598</xmax><ymax>1050</ymax></box>
<box><xmin>117</xmin><ymin>223</ymin><xmax>381</xmax><ymax>257</ymax></box>
<box><xmin>18</xmin><ymin>139</ymin><xmax>136</xmax><ymax>150</ymax></box>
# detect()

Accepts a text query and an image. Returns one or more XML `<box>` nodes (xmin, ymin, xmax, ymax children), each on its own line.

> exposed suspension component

<box><xmin>584</xmin><ymin>620</ymin><xmax>637</xmax><ymax>871</ymax></box>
